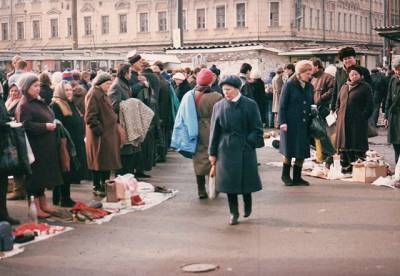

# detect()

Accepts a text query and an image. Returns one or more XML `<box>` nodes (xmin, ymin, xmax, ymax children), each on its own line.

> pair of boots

<box><xmin>281</xmin><ymin>164</ymin><xmax>310</xmax><ymax>186</ymax></box>
<box><xmin>196</xmin><ymin>175</ymin><xmax>208</xmax><ymax>199</ymax></box>
<box><xmin>0</xmin><ymin>176</ymin><xmax>20</xmax><ymax>225</ymax></box>
<box><xmin>7</xmin><ymin>175</ymin><xmax>26</xmax><ymax>200</ymax></box>
<box><xmin>53</xmin><ymin>183</ymin><xmax>76</xmax><ymax>208</ymax></box>
<box><xmin>228</xmin><ymin>194</ymin><xmax>252</xmax><ymax>225</ymax></box>
<box><xmin>30</xmin><ymin>196</ymin><xmax>56</xmax><ymax>219</ymax></box>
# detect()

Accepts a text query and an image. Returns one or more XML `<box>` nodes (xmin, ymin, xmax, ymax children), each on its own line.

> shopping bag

<box><xmin>25</xmin><ymin>133</ymin><xmax>35</xmax><ymax>164</ymax></box>
<box><xmin>395</xmin><ymin>157</ymin><xmax>400</xmax><ymax>181</ymax></box>
<box><xmin>208</xmin><ymin>165</ymin><xmax>217</xmax><ymax>200</ymax></box>
<box><xmin>59</xmin><ymin>137</ymin><xmax>71</xmax><ymax>172</ymax></box>
<box><xmin>310</xmin><ymin>115</ymin><xmax>327</xmax><ymax>139</ymax></box>
<box><xmin>105</xmin><ymin>180</ymin><xmax>119</xmax><ymax>202</ymax></box>
<box><xmin>0</xmin><ymin>128</ymin><xmax>19</xmax><ymax>174</ymax></box>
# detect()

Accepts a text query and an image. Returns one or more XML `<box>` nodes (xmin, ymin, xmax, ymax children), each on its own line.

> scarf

<box><xmin>346</xmin><ymin>79</ymin><xmax>361</xmax><ymax>91</ymax></box>
<box><xmin>52</xmin><ymin>97</ymin><xmax>72</xmax><ymax>117</ymax></box>
<box><xmin>5</xmin><ymin>98</ymin><xmax>20</xmax><ymax>112</ymax></box>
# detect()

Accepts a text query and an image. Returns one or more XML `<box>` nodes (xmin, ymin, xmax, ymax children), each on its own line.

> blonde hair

<box><xmin>53</xmin><ymin>80</ymin><xmax>71</xmax><ymax>101</ymax></box>
<box><xmin>295</xmin><ymin>60</ymin><xmax>313</xmax><ymax>75</ymax></box>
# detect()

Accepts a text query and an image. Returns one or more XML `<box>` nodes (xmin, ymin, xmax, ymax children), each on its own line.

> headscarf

<box><xmin>52</xmin><ymin>80</ymin><xmax>72</xmax><ymax>116</ymax></box>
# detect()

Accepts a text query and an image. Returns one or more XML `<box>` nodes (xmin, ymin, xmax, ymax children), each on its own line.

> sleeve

<box><xmin>330</xmin><ymin>71</ymin><xmax>339</xmax><ymax>111</ymax></box>
<box><xmin>246</xmin><ymin>101</ymin><xmax>265</xmax><ymax>149</ymax></box>
<box><xmin>384</xmin><ymin>78</ymin><xmax>393</xmax><ymax>119</ymax></box>
<box><xmin>335</xmin><ymin>86</ymin><xmax>342</xmax><ymax>114</ymax></box>
<box><xmin>363</xmin><ymin>69</ymin><xmax>372</xmax><ymax>85</ymax></box>
<box><xmin>208</xmin><ymin>104</ymin><xmax>221</xmax><ymax>157</ymax></box>
<box><xmin>363</xmin><ymin>85</ymin><xmax>374</xmax><ymax>120</ymax></box>
<box><xmin>84</xmin><ymin>94</ymin><xmax>103</xmax><ymax>136</ymax></box>
<box><xmin>132</xmin><ymin>83</ymin><xmax>145</xmax><ymax>98</ymax></box>
<box><xmin>18</xmin><ymin>105</ymin><xmax>48</xmax><ymax>135</ymax></box>
<box><xmin>108</xmin><ymin>84</ymin><xmax>122</xmax><ymax>114</ymax></box>
<box><xmin>52</xmin><ymin>103</ymin><xmax>63</xmax><ymax>122</ymax></box>
<box><xmin>320</xmin><ymin>74</ymin><xmax>334</xmax><ymax>103</ymax></box>
<box><xmin>278</xmin><ymin>83</ymin><xmax>290</xmax><ymax>125</ymax></box>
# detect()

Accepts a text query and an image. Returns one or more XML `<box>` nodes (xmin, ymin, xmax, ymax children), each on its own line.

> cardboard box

<box><xmin>352</xmin><ymin>165</ymin><xmax>388</xmax><ymax>183</ymax></box>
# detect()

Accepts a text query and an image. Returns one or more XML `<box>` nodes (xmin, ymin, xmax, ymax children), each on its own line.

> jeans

<box><xmin>265</xmin><ymin>100</ymin><xmax>273</xmax><ymax>128</ymax></box>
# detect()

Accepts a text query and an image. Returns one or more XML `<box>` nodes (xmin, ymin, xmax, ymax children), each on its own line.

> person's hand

<box><xmin>46</xmin><ymin>123</ymin><xmax>56</xmax><ymax>131</ymax></box>
<box><xmin>209</xmin><ymin>156</ymin><xmax>217</xmax><ymax>166</ymax></box>
<box><xmin>280</xmin><ymin>124</ymin><xmax>288</xmax><ymax>132</ymax></box>
<box><xmin>384</xmin><ymin>119</ymin><xmax>389</xmax><ymax>129</ymax></box>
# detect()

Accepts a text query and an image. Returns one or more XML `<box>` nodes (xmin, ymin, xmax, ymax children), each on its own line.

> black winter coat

<box><xmin>39</xmin><ymin>84</ymin><xmax>53</xmax><ymax>106</ymax></box>
<box><xmin>385</xmin><ymin>76</ymin><xmax>400</xmax><ymax>145</ymax></box>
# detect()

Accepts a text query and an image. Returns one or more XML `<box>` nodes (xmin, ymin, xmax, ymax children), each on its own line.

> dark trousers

<box><xmin>92</xmin><ymin>170</ymin><xmax>110</xmax><ymax>190</ymax></box>
<box><xmin>53</xmin><ymin>173</ymin><xmax>72</xmax><ymax>204</ymax></box>
<box><xmin>394</xmin><ymin>144</ymin><xmax>400</xmax><ymax>164</ymax></box>
<box><xmin>265</xmin><ymin>100</ymin><xmax>274</xmax><ymax>128</ymax></box>
<box><xmin>227</xmin><ymin>193</ymin><xmax>252</xmax><ymax>215</ymax></box>
<box><xmin>118</xmin><ymin>154</ymin><xmax>135</xmax><ymax>175</ymax></box>
<box><xmin>25</xmin><ymin>175</ymin><xmax>45</xmax><ymax>197</ymax></box>
<box><xmin>340</xmin><ymin>151</ymin><xmax>366</xmax><ymax>169</ymax></box>
<box><xmin>0</xmin><ymin>174</ymin><xmax>9</xmax><ymax>218</ymax></box>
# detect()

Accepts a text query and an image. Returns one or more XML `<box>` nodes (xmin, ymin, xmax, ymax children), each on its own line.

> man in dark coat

<box><xmin>239</xmin><ymin>63</ymin><xmax>254</xmax><ymax>98</ymax></box>
<box><xmin>384</xmin><ymin>59</ymin><xmax>400</xmax><ymax>164</ymax></box>
<box><xmin>335</xmin><ymin>65</ymin><xmax>373</xmax><ymax>173</ymax></box>
<box><xmin>209</xmin><ymin>64</ymin><xmax>222</xmax><ymax>94</ymax></box>
<box><xmin>330</xmin><ymin>47</ymin><xmax>372</xmax><ymax>112</ymax></box>
<box><xmin>209</xmin><ymin>75</ymin><xmax>264</xmax><ymax>225</ymax></box>
<box><xmin>370</xmin><ymin>68</ymin><xmax>387</xmax><ymax>127</ymax></box>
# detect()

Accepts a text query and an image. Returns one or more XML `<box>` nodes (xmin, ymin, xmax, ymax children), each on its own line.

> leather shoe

<box><xmin>229</xmin><ymin>214</ymin><xmax>239</xmax><ymax>225</ymax></box>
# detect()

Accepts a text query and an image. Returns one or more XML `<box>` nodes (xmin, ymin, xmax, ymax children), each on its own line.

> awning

<box><xmin>375</xmin><ymin>26</ymin><xmax>400</xmax><ymax>42</ymax></box>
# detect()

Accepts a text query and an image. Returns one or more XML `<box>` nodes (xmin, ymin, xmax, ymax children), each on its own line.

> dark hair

<box><xmin>285</xmin><ymin>63</ymin><xmax>295</xmax><ymax>72</ymax></box>
<box><xmin>347</xmin><ymin>65</ymin><xmax>363</xmax><ymax>76</ymax></box>
<box><xmin>371</xmin><ymin>68</ymin><xmax>379</xmax><ymax>74</ymax></box>
<box><xmin>153</xmin><ymin>60</ymin><xmax>164</xmax><ymax>71</ymax></box>
<box><xmin>117</xmin><ymin>63</ymin><xmax>131</xmax><ymax>79</ymax></box>
<box><xmin>310</xmin><ymin>58</ymin><xmax>324</xmax><ymax>70</ymax></box>
<box><xmin>90</xmin><ymin>71</ymin><xmax>97</xmax><ymax>80</ymax></box>
<box><xmin>240</xmin><ymin>63</ymin><xmax>252</xmax><ymax>74</ymax></box>
<box><xmin>72</xmin><ymin>71</ymin><xmax>81</xmax><ymax>81</ymax></box>
<box><xmin>193</xmin><ymin>67</ymin><xmax>201</xmax><ymax>74</ymax></box>
<box><xmin>15</xmin><ymin>60</ymin><xmax>27</xmax><ymax>70</ymax></box>
<box><xmin>39</xmin><ymin>72</ymin><xmax>51</xmax><ymax>87</ymax></box>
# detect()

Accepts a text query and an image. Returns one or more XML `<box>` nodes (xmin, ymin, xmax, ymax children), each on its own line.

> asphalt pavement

<box><xmin>1</xmin><ymin>128</ymin><xmax>400</xmax><ymax>276</ymax></box>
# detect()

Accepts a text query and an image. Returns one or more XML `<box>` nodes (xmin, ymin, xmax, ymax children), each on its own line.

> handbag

<box><xmin>310</xmin><ymin>115</ymin><xmax>327</xmax><ymax>139</ymax></box>
<box><xmin>59</xmin><ymin>137</ymin><xmax>71</xmax><ymax>172</ymax></box>
<box><xmin>208</xmin><ymin>165</ymin><xmax>217</xmax><ymax>200</ymax></box>
<box><xmin>0</xmin><ymin>128</ymin><xmax>19</xmax><ymax>174</ymax></box>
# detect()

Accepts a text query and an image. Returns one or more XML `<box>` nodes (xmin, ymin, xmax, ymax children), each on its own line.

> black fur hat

<box><xmin>338</xmin><ymin>47</ymin><xmax>356</xmax><ymax>61</ymax></box>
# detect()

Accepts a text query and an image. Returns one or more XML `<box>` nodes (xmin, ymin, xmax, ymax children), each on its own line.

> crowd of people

<box><xmin>0</xmin><ymin>45</ymin><xmax>399</xmax><ymax>226</ymax></box>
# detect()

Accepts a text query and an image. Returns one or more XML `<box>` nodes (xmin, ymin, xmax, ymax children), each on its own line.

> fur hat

<box><xmin>219</xmin><ymin>75</ymin><xmax>242</xmax><ymax>89</ymax></box>
<box><xmin>93</xmin><ymin>72</ymin><xmax>112</xmax><ymax>86</ymax></box>
<box><xmin>209</xmin><ymin>64</ymin><xmax>221</xmax><ymax>76</ymax></box>
<box><xmin>338</xmin><ymin>47</ymin><xmax>356</xmax><ymax>61</ymax></box>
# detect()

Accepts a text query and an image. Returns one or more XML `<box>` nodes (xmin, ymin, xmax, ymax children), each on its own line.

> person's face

<box><xmin>223</xmin><ymin>85</ymin><xmax>239</xmax><ymax>101</ymax></box>
<box><xmin>349</xmin><ymin>70</ymin><xmax>361</xmax><ymax>82</ymax></box>
<box><xmin>311</xmin><ymin>64</ymin><xmax>319</xmax><ymax>74</ymax></box>
<box><xmin>298</xmin><ymin>69</ymin><xmax>313</xmax><ymax>82</ymax></box>
<box><xmin>125</xmin><ymin>69</ymin><xmax>132</xmax><ymax>80</ymax></box>
<box><xmin>64</xmin><ymin>83</ymin><xmax>73</xmax><ymax>101</ymax></box>
<box><xmin>28</xmin><ymin>81</ymin><xmax>40</xmax><ymax>98</ymax></box>
<box><xmin>131</xmin><ymin>61</ymin><xmax>142</xmax><ymax>72</ymax></box>
<box><xmin>284</xmin><ymin>69</ymin><xmax>293</xmax><ymax>77</ymax></box>
<box><xmin>9</xmin><ymin>86</ymin><xmax>20</xmax><ymax>100</ymax></box>
<box><xmin>100</xmin><ymin>80</ymin><xmax>112</xmax><ymax>93</ymax></box>
<box><xmin>83</xmin><ymin>74</ymin><xmax>90</xmax><ymax>82</ymax></box>
<box><xmin>343</xmin><ymin>56</ymin><xmax>356</xmax><ymax>68</ymax></box>
<box><xmin>212</xmin><ymin>74</ymin><xmax>217</xmax><ymax>84</ymax></box>
<box><xmin>175</xmin><ymin>79</ymin><xmax>184</xmax><ymax>86</ymax></box>
<box><xmin>394</xmin><ymin>66</ymin><xmax>400</xmax><ymax>78</ymax></box>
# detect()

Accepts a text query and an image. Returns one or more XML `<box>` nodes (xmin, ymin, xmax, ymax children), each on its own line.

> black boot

<box><xmin>281</xmin><ymin>163</ymin><xmax>294</xmax><ymax>186</ymax></box>
<box><xmin>196</xmin><ymin>175</ymin><xmax>208</xmax><ymax>199</ymax></box>
<box><xmin>227</xmin><ymin>194</ymin><xmax>239</xmax><ymax>225</ymax></box>
<box><xmin>52</xmin><ymin>186</ymin><xmax>60</xmax><ymax>205</ymax></box>
<box><xmin>293</xmin><ymin>165</ymin><xmax>310</xmax><ymax>186</ymax></box>
<box><xmin>0</xmin><ymin>175</ymin><xmax>20</xmax><ymax>225</ymax></box>
<box><xmin>243</xmin><ymin>194</ymin><xmax>252</xmax><ymax>218</ymax></box>
<box><xmin>60</xmin><ymin>182</ymin><xmax>76</xmax><ymax>208</ymax></box>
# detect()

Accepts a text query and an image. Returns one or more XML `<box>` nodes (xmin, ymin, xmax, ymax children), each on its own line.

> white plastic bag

<box><xmin>25</xmin><ymin>133</ymin><xmax>35</xmax><ymax>164</ymax></box>
<box><xmin>395</xmin><ymin>157</ymin><xmax>400</xmax><ymax>181</ymax></box>
<box><xmin>115</xmin><ymin>174</ymin><xmax>139</xmax><ymax>198</ymax></box>
<box><xmin>208</xmin><ymin>175</ymin><xmax>216</xmax><ymax>200</ymax></box>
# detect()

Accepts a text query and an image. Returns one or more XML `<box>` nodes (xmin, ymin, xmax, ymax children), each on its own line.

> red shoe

<box><xmin>131</xmin><ymin>195</ymin><xmax>145</xmax><ymax>206</ymax></box>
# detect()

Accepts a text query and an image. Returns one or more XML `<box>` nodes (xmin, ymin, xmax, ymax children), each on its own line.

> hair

<box><xmin>184</xmin><ymin>67</ymin><xmax>192</xmax><ymax>75</ymax></box>
<box><xmin>39</xmin><ymin>72</ymin><xmax>52</xmax><ymax>87</ymax></box>
<box><xmin>53</xmin><ymin>80</ymin><xmax>71</xmax><ymax>101</ymax></box>
<box><xmin>153</xmin><ymin>60</ymin><xmax>164</xmax><ymax>71</ymax></box>
<box><xmin>295</xmin><ymin>60</ymin><xmax>313</xmax><ymax>75</ymax></box>
<box><xmin>285</xmin><ymin>63</ymin><xmax>295</xmax><ymax>72</ymax></box>
<box><xmin>240</xmin><ymin>63</ymin><xmax>252</xmax><ymax>74</ymax></box>
<box><xmin>90</xmin><ymin>71</ymin><xmax>97</xmax><ymax>80</ymax></box>
<box><xmin>117</xmin><ymin>63</ymin><xmax>131</xmax><ymax>79</ymax></box>
<box><xmin>12</xmin><ymin>55</ymin><xmax>22</xmax><ymax>67</ymax></box>
<box><xmin>193</xmin><ymin>67</ymin><xmax>201</xmax><ymax>75</ymax></box>
<box><xmin>310</xmin><ymin>58</ymin><xmax>324</xmax><ymax>70</ymax></box>
<box><xmin>371</xmin><ymin>68</ymin><xmax>379</xmax><ymax>74</ymax></box>
<box><xmin>15</xmin><ymin>60</ymin><xmax>27</xmax><ymax>70</ymax></box>
<box><xmin>72</xmin><ymin>71</ymin><xmax>81</xmax><ymax>81</ymax></box>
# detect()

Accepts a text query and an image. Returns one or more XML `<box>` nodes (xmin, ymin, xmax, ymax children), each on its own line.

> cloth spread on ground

<box><xmin>119</xmin><ymin>98</ymin><xmax>154</xmax><ymax>147</ymax></box>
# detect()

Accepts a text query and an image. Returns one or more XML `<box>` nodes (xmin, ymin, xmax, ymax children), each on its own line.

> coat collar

<box><xmin>291</xmin><ymin>75</ymin><xmax>311</xmax><ymax>91</ymax></box>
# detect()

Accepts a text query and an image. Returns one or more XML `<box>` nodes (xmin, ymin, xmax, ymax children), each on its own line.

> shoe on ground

<box><xmin>229</xmin><ymin>214</ymin><xmax>239</xmax><ymax>225</ymax></box>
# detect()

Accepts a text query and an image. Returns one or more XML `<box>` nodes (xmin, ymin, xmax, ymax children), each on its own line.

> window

<box><xmin>196</xmin><ymin>8</ymin><xmax>206</xmax><ymax>29</ymax></box>
<box><xmin>329</xmin><ymin>11</ymin><xmax>333</xmax><ymax>30</ymax></box>
<box><xmin>158</xmin><ymin>11</ymin><xmax>167</xmax><ymax>31</ymax></box>
<box><xmin>360</xmin><ymin>16</ymin><xmax>363</xmax><ymax>34</ymax></box>
<box><xmin>337</xmin><ymin>12</ymin><xmax>341</xmax><ymax>32</ymax></box>
<box><xmin>139</xmin><ymin>13</ymin><xmax>148</xmax><ymax>32</ymax></box>
<box><xmin>32</xmin><ymin>20</ymin><xmax>40</xmax><ymax>39</ymax></box>
<box><xmin>354</xmin><ymin>15</ymin><xmax>358</xmax><ymax>33</ymax></box>
<box><xmin>236</xmin><ymin>3</ymin><xmax>246</xmax><ymax>27</ymax></box>
<box><xmin>1</xmin><ymin>22</ymin><xmax>8</xmax><ymax>41</ymax></box>
<box><xmin>67</xmin><ymin>17</ymin><xmax>72</xmax><ymax>37</ymax></box>
<box><xmin>349</xmin><ymin>14</ymin><xmax>352</xmax><ymax>32</ymax></box>
<box><xmin>84</xmin><ymin>16</ymin><xmax>92</xmax><ymax>36</ymax></box>
<box><xmin>101</xmin><ymin>15</ymin><xmax>109</xmax><ymax>34</ymax></box>
<box><xmin>309</xmin><ymin>8</ymin><xmax>313</xmax><ymax>29</ymax></box>
<box><xmin>316</xmin><ymin>9</ymin><xmax>320</xmax><ymax>29</ymax></box>
<box><xmin>302</xmin><ymin>5</ymin><xmax>306</xmax><ymax>28</ymax></box>
<box><xmin>216</xmin><ymin>6</ymin><xmax>225</xmax><ymax>29</ymax></box>
<box><xmin>50</xmin><ymin>18</ymin><xmax>58</xmax><ymax>38</ymax></box>
<box><xmin>16</xmin><ymin>21</ymin><xmax>24</xmax><ymax>40</ymax></box>
<box><xmin>364</xmin><ymin>17</ymin><xmax>368</xmax><ymax>34</ymax></box>
<box><xmin>343</xmin><ymin>13</ymin><xmax>347</xmax><ymax>32</ymax></box>
<box><xmin>1</xmin><ymin>0</ymin><xmax>8</xmax><ymax>9</ymax></box>
<box><xmin>182</xmin><ymin>9</ymin><xmax>187</xmax><ymax>30</ymax></box>
<box><xmin>120</xmin><ymin>14</ymin><xmax>127</xmax><ymax>33</ymax></box>
<box><xmin>270</xmin><ymin>2</ymin><xmax>280</xmax><ymax>27</ymax></box>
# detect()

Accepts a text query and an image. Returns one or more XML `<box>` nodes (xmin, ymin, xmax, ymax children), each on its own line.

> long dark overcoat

<box><xmin>85</xmin><ymin>86</ymin><xmax>122</xmax><ymax>171</ymax></box>
<box><xmin>16</xmin><ymin>95</ymin><xmax>63</xmax><ymax>190</ymax></box>
<box><xmin>385</xmin><ymin>76</ymin><xmax>400</xmax><ymax>145</ymax></box>
<box><xmin>279</xmin><ymin>76</ymin><xmax>314</xmax><ymax>159</ymax></box>
<box><xmin>335</xmin><ymin>81</ymin><xmax>373</xmax><ymax>152</ymax></box>
<box><xmin>209</xmin><ymin>96</ymin><xmax>264</xmax><ymax>194</ymax></box>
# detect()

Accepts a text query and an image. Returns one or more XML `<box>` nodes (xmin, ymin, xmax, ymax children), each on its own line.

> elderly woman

<box><xmin>16</xmin><ymin>73</ymin><xmax>63</xmax><ymax>218</ymax></box>
<box><xmin>85</xmin><ymin>73</ymin><xmax>122</xmax><ymax>197</ymax></box>
<box><xmin>191</xmin><ymin>69</ymin><xmax>223</xmax><ymax>199</ymax></box>
<box><xmin>336</xmin><ymin>65</ymin><xmax>373</xmax><ymax>173</ymax></box>
<box><xmin>108</xmin><ymin>63</ymin><xmax>135</xmax><ymax>175</ymax></box>
<box><xmin>51</xmin><ymin>80</ymin><xmax>86</xmax><ymax>207</ymax></box>
<box><xmin>279</xmin><ymin>60</ymin><xmax>314</xmax><ymax>186</ymax></box>
<box><xmin>0</xmin><ymin>97</ymin><xmax>20</xmax><ymax>224</ymax></box>
<box><xmin>209</xmin><ymin>75</ymin><xmax>264</xmax><ymax>225</ymax></box>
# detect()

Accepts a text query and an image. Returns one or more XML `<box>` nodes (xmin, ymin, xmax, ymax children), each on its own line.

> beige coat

<box><xmin>272</xmin><ymin>73</ymin><xmax>284</xmax><ymax>113</ymax></box>
<box><xmin>192</xmin><ymin>92</ymin><xmax>223</xmax><ymax>176</ymax></box>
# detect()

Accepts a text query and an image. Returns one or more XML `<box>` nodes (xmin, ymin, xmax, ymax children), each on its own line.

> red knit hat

<box><xmin>196</xmin><ymin>68</ymin><xmax>214</xmax><ymax>86</ymax></box>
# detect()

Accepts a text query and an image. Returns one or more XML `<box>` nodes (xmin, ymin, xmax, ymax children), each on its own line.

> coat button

<box><xmin>303</xmin><ymin>101</ymin><xmax>307</xmax><ymax>104</ymax></box>
<box><xmin>302</xmin><ymin>118</ymin><xmax>306</xmax><ymax>122</ymax></box>
<box><xmin>303</xmin><ymin>110</ymin><xmax>306</xmax><ymax>114</ymax></box>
